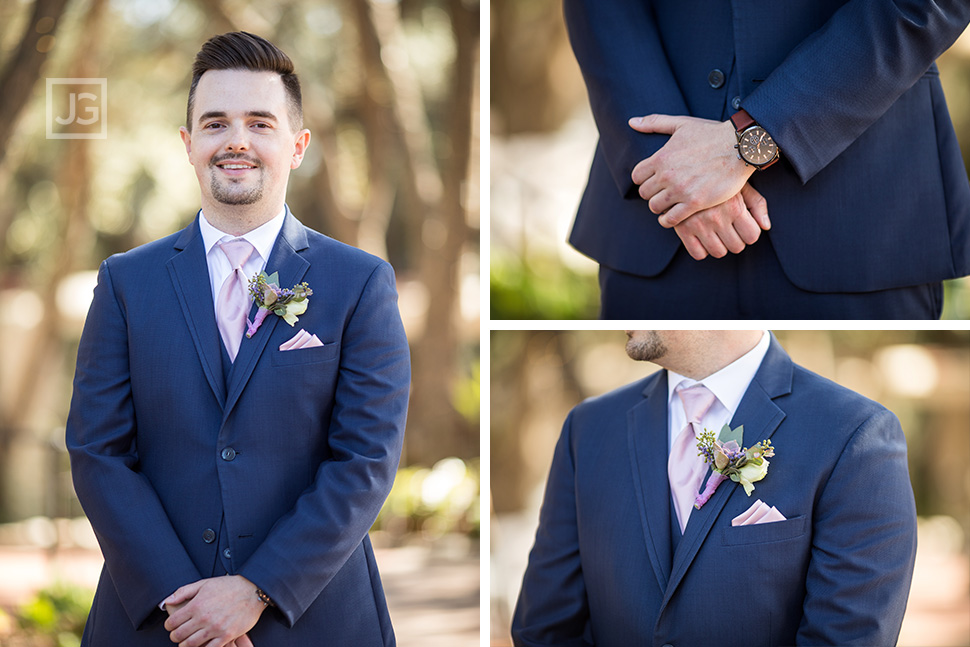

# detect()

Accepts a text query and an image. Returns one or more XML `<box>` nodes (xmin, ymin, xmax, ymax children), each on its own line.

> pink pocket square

<box><xmin>279</xmin><ymin>329</ymin><xmax>324</xmax><ymax>351</ymax></box>
<box><xmin>731</xmin><ymin>499</ymin><xmax>787</xmax><ymax>526</ymax></box>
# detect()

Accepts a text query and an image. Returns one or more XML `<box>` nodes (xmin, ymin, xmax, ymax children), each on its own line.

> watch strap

<box><xmin>730</xmin><ymin>109</ymin><xmax>756</xmax><ymax>132</ymax></box>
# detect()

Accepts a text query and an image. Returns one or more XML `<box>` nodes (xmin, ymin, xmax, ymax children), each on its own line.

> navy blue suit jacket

<box><xmin>512</xmin><ymin>337</ymin><xmax>917</xmax><ymax>646</ymax></box>
<box><xmin>66</xmin><ymin>210</ymin><xmax>410</xmax><ymax>646</ymax></box>
<box><xmin>565</xmin><ymin>0</ymin><xmax>970</xmax><ymax>292</ymax></box>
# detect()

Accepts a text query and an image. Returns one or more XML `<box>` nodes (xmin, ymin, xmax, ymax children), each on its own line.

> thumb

<box><xmin>164</xmin><ymin>580</ymin><xmax>204</xmax><ymax>607</ymax></box>
<box><xmin>628</xmin><ymin>114</ymin><xmax>685</xmax><ymax>135</ymax></box>
<box><xmin>741</xmin><ymin>183</ymin><xmax>770</xmax><ymax>230</ymax></box>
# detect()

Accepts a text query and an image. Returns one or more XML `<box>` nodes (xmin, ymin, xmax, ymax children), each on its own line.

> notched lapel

<box><xmin>628</xmin><ymin>372</ymin><xmax>673</xmax><ymax>593</ymax></box>
<box><xmin>224</xmin><ymin>212</ymin><xmax>310</xmax><ymax>418</ymax></box>
<box><xmin>662</xmin><ymin>338</ymin><xmax>791</xmax><ymax>609</ymax></box>
<box><xmin>167</xmin><ymin>219</ymin><xmax>226</xmax><ymax>408</ymax></box>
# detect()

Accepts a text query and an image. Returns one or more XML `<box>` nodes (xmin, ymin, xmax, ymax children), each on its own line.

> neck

<box><xmin>201</xmin><ymin>199</ymin><xmax>284</xmax><ymax>237</ymax></box>
<box><xmin>671</xmin><ymin>331</ymin><xmax>764</xmax><ymax>380</ymax></box>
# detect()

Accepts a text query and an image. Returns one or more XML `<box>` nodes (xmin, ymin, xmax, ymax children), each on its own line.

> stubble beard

<box><xmin>210</xmin><ymin>171</ymin><xmax>263</xmax><ymax>205</ymax></box>
<box><xmin>626</xmin><ymin>331</ymin><xmax>667</xmax><ymax>362</ymax></box>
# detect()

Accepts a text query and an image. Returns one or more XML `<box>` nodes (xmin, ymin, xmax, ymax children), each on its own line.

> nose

<box><xmin>224</xmin><ymin>122</ymin><xmax>250</xmax><ymax>152</ymax></box>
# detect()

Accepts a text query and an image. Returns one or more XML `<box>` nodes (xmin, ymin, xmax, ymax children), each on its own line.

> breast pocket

<box><xmin>271</xmin><ymin>341</ymin><xmax>340</xmax><ymax>366</ymax></box>
<box><xmin>720</xmin><ymin>514</ymin><xmax>807</xmax><ymax>546</ymax></box>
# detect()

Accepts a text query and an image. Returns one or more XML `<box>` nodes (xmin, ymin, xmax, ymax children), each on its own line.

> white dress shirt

<box><xmin>198</xmin><ymin>208</ymin><xmax>286</xmax><ymax>310</ymax></box>
<box><xmin>666</xmin><ymin>331</ymin><xmax>771</xmax><ymax>452</ymax></box>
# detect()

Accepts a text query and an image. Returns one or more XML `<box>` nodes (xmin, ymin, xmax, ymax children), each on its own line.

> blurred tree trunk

<box><xmin>0</xmin><ymin>0</ymin><xmax>72</xmax><ymax>246</ymax></box>
<box><xmin>0</xmin><ymin>0</ymin><xmax>104</xmax><ymax>521</ymax></box>
<box><xmin>356</xmin><ymin>0</ymin><xmax>478</xmax><ymax>465</ymax></box>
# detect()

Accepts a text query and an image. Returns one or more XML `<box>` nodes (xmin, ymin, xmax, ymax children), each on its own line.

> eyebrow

<box><xmin>198</xmin><ymin>110</ymin><xmax>279</xmax><ymax>123</ymax></box>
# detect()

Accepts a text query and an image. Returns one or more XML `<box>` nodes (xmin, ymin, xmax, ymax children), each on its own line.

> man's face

<box><xmin>625</xmin><ymin>330</ymin><xmax>668</xmax><ymax>362</ymax></box>
<box><xmin>179</xmin><ymin>69</ymin><xmax>308</xmax><ymax>210</ymax></box>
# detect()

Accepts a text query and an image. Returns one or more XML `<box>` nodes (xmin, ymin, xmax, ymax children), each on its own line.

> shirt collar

<box><xmin>667</xmin><ymin>330</ymin><xmax>771</xmax><ymax>416</ymax></box>
<box><xmin>198</xmin><ymin>206</ymin><xmax>287</xmax><ymax>263</ymax></box>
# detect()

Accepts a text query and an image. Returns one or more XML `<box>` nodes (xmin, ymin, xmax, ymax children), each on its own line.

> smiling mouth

<box><xmin>212</xmin><ymin>157</ymin><xmax>260</xmax><ymax>172</ymax></box>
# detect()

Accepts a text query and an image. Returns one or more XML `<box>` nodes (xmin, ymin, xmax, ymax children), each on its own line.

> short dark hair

<box><xmin>186</xmin><ymin>31</ymin><xmax>303</xmax><ymax>131</ymax></box>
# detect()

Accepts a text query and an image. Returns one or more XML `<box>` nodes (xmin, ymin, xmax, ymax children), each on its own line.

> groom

<box><xmin>66</xmin><ymin>32</ymin><xmax>409</xmax><ymax>646</ymax></box>
<box><xmin>512</xmin><ymin>331</ymin><xmax>917</xmax><ymax>646</ymax></box>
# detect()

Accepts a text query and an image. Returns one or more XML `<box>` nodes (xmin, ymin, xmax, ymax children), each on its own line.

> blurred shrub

<box><xmin>491</xmin><ymin>254</ymin><xmax>598</xmax><ymax>320</ymax></box>
<box><xmin>14</xmin><ymin>582</ymin><xmax>92</xmax><ymax>647</ymax></box>
<box><xmin>375</xmin><ymin>458</ymin><xmax>480</xmax><ymax>542</ymax></box>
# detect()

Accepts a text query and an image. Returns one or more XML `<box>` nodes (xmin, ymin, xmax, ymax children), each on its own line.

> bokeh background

<box><xmin>0</xmin><ymin>0</ymin><xmax>479</xmax><ymax>645</ymax></box>
<box><xmin>490</xmin><ymin>330</ymin><xmax>970</xmax><ymax>646</ymax></box>
<box><xmin>490</xmin><ymin>1</ymin><xmax>970</xmax><ymax>320</ymax></box>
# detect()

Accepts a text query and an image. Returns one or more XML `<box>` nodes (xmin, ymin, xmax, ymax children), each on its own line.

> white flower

<box><xmin>737</xmin><ymin>459</ymin><xmax>769</xmax><ymax>496</ymax></box>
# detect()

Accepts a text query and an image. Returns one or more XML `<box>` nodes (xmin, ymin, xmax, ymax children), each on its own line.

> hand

<box><xmin>673</xmin><ymin>183</ymin><xmax>769</xmax><ymax>260</ymax></box>
<box><xmin>163</xmin><ymin>575</ymin><xmax>266</xmax><ymax>647</ymax></box>
<box><xmin>629</xmin><ymin>115</ymin><xmax>755</xmax><ymax>228</ymax></box>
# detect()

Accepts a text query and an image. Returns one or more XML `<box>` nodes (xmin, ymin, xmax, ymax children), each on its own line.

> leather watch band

<box><xmin>730</xmin><ymin>109</ymin><xmax>756</xmax><ymax>132</ymax></box>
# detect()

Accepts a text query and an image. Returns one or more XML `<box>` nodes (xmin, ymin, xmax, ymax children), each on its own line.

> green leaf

<box><xmin>265</xmin><ymin>271</ymin><xmax>280</xmax><ymax>286</ymax></box>
<box><xmin>718</xmin><ymin>423</ymin><xmax>744</xmax><ymax>447</ymax></box>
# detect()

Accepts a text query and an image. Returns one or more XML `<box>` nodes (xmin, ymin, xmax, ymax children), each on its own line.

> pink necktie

<box><xmin>216</xmin><ymin>238</ymin><xmax>254</xmax><ymax>362</ymax></box>
<box><xmin>669</xmin><ymin>384</ymin><xmax>717</xmax><ymax>533</ymax></box>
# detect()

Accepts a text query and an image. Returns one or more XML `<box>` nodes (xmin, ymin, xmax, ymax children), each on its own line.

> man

<box><xmin>512</xmin><ymin>331</ymin><xmax>917</xmax><ymax>646</ymax></box>
<box><xmin>66</xmin><ymin>32</ymin><xmax>409</xmax><ymax>646</ymax></box>
<box><xmin>564</xmin><ymin>0</ymin><xmax>970</xmax><ymax>318</ymax></box>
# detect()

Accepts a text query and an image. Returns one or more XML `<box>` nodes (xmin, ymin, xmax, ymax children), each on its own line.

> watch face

<box><xmin>738</xmin><ymin>126</ymin><xmax>777</xmax><ymax>166</ymax></box>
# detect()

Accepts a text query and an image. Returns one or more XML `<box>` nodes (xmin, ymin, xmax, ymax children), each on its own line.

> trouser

<box><xmin>598</xmin><ymin>235</ymin><xmax>943</xmax><ymax>320</ymax></box>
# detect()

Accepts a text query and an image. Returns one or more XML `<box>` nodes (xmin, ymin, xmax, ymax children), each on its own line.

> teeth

<box><xmin>221</xmin><ymin>164</ymin><xmax>252</xmax><ymax>170</ymax></box>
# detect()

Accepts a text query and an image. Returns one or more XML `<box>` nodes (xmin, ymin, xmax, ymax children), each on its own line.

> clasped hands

<box><xmin>164</xmin><ymin>575</ymin><xmax>266</xmax><ymax>647</ymax></box>
<box><xmin>629</xmin><ymin>115</ymin><xmax>770</xmax><ymax>260</ymax></box>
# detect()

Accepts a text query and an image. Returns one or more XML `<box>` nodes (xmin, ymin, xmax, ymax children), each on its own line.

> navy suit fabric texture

<box><xmin>564</xmin><ymin>0</ymin><xmax>970</xmax><ymax>296</ymax></box>
<box><xmin>512</xmin><ymin>337</ymin><xmax>918</xmax><ymax>647</ymax></box>
<box><xmin>66</xmin><ymin>209</ymin><xmax>410</xmax><ymax>646</ymax></box>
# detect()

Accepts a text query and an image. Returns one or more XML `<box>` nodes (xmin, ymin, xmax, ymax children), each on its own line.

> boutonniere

<box><xmin>245</xmin><ymin>271</ymin><xmax>313</xmax><ymax>338</ymax></box>
<box><xmin>694</xmin><ymin>424</ymin><xmax>774</xmax><ymax>509</ymax></box>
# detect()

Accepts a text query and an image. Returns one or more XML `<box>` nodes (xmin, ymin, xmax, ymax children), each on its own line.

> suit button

<box><xmin>707</xmin><ymin>69</ymin><xmax>725</xmax><ymax>89</ymax></box>
<box><xmin>732</xmin><ymin>95</ymin><xmax>742</xmax><ymax>110</ymax></box>
<box><xmin>223</xmin><ymin>548</ymin><xmax>232</xmax><ymax>559</ymax></box>
<box><xmin>221</xmin><ymin>447</ymin><xmax>236</xmax><ymax>461</ymax></box>
<box><xmin>202</xmin><ymin>528</ymin><xmax>216</xmax><ymax>544</ymax></box>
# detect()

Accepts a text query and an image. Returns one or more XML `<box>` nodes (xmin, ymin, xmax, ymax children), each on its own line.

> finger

<box><xmin>716</xmin><ymin>225</ymin><xmax>746</xmax><ymax>255</ymax></box>
<box><xmin>627</xmin><ymin>114</ymin><xmax>686</xmax><ymax>135</ymax></box>
<box><xmin>166</xmin><ymin>581</ymin><xmax>204</xmax><ymax>607</ymax></box>
<box><xmin>647</xmin><ymin>189</ymin><xmax>674</xmax><ymax>216</ymax></box>
<box><xmin>631</xmin><ymin>158</ymin><xmax>655</xmax><ymax>186</ymax></box>
<box><xmin>741</xmin><ymin>183</ymin><xmax>770</xmax><ymax>230</ymax></box>
<box><xmin>692</xmin><ymin>225</ymin><xmax>729</xmax><ymax>259</ymax></box>
<box><xmin>732</xmin><ymin>210</ymin><xmax>762</xmax><ymax>246</ymax></box>
<box><xmin>234</xmin><ymin>634</ymin><xmax>255</xmax><ymax>647</ymax></box>
<box><xmin>674</xmin><ymin>227</ymin><xmax>709</xmax><ymax>261</ymax></box>
<box><xmin>658</xmin><ymin>202</ymin><xmax>695</xmax><ymax>228</ymax></box>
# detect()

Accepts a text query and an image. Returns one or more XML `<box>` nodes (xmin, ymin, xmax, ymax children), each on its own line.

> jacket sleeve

<box><xmin>797</xmin><ymin>407</ymin><xmax>917</xmax><ymax>644</ymax></box>
<box><xmin>66</xmin><ymin>259</ymin><xmax>202</xmax><ymax>630</ymax></box>
<box><xmin>744</xmin><ymin>0</ymin><xmax>970</xmax><ymax>184</ymax></box>
<box><xmin>237</xmin><ymin>261</ymin><xmax>410</xmax><ymax>628</ymax></box>
<box><xmin>511</xmin><ymin>412</ymin><xmax>595</xmax><ymax>647</ymax></box>
<box><xmin>563</xmin><ymin>0</ymin><xmax>689</xmax><ymax>200</ymax></box>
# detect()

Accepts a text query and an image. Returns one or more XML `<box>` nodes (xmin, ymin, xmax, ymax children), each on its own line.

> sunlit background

<box><xmin>0</xmin><ymin>0</ymin><xmax>479</xmax><ymax>645</ymax></box>
<box><xmin>490</xmin><ymin>1</ymin><xmax>970</xmax><ymax>320</ymax></box>
<box><xmin>490</xmin><ymin>330</ymin><xmax>970</xmax><ymax>646</ymax></box>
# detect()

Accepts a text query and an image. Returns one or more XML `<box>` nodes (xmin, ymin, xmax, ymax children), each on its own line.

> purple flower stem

<box><xmin>694</xmin><ymin>472</ymin><xmax>728</xmax><ymax>509</ymax></box>
<box><xmin>246</xmin><ymin>307</ymin><xmax>272</xmax><ymax>338</ymax></box>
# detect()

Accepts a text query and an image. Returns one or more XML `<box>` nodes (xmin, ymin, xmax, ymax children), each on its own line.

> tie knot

<box><xmin>677</xmin><ymin>383</ymin><xmax>717</xmax><ymax>424</ymax></box>
<box><xmin>218</xmin><ymin>238</ymin><xmax>254</xmax><ymax>269</ymax></box>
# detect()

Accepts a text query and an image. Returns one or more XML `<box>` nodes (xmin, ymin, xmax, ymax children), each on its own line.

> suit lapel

<box><xmin>661</xmin><ymin>335</ymin><xmax>793</xmax><ymax>609</ymax></box>
<box><xmin>167</xmin><ymin>216</ymin><xmax>226</xmax><ymax>408</ymax></box>
<box><xmin>223</xmin><ymin>210</ymin><xmax>309</xmax><ymax>418</ymax></box>
<box><xmin>627</xmin><ymin>371</ymin><xmax>673</xmax><ymax>594</ymax></box>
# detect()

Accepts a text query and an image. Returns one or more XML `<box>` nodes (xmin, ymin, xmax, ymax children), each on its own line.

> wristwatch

<box><xmin>730</xmin><ymin>109</ymin><xmax>779</xmax><ymax>170</ymax></box>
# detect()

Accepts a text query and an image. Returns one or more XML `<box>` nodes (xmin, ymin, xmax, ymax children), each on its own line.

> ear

<box><xmin>179</xmin><ymin>126</ymin><xmax>193</xmax><ymax>159</ymax></box>
<box><xmin>290</xmin><ymin>129</ymin><xmax>311</xmax><ymax>169</ymax></box>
